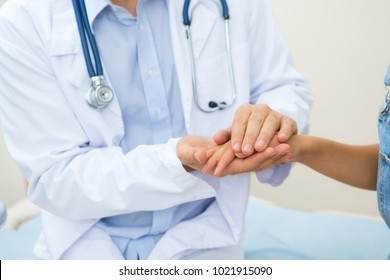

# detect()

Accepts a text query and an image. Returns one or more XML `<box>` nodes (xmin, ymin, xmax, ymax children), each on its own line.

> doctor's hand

<box><xmin>176</xmin><ymin>136</ymin><xmax>216</xmax><ymax>172</ymax></box>
<box><xmin>214</xmin><ymin>104</ymin><xmax>297</xmax><ymax>158</ymax></box>
<box><xmin>202</xmin><ymin>136</ymin><xmax>292</xmax><ymax>177</ymax></box>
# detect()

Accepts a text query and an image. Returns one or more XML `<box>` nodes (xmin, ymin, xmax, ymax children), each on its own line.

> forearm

<box><xmin>28</xmin><ymin>140</ymin><xmax>216</xmax><ymax>220</ymax></box>
<box><xmin>291</xmin><ymin>135</ymin><xmax>379</xmax><ymax>190</ymax></box>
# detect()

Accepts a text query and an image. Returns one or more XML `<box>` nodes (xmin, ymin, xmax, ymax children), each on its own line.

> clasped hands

<box><xmin>177</xmin><ymin>104</ymin><xmax>296</xmax><ymax>177</ymax></box>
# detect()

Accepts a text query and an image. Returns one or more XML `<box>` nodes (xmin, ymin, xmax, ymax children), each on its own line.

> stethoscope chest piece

<box><xmin>85</xmin><ymin>76</ymin><xmax>114</xmax><ymax>109</ymax></box>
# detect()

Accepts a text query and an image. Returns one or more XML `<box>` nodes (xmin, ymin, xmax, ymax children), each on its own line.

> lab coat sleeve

<box><xmin>0</xmin><ymin>3</ymin><xmax>216</xmax><ymax>220</ymax></box>
<box><xmin>248</xmin><ymin>0</ymin><xmax>313</xmax><ymax>186</ymax></box>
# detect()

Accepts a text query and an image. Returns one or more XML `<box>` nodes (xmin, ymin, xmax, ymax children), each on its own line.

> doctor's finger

<box><xmin>230</xmin><ymin>104</ymin><xmax>252</xmax><ymax>153</ymax></box>
<box><xmin>277</xmin><ymin>116</ymin><xmax>297</xmax><ymax>143</ymax></box>
<box><xmin>177</xmin><ymin>137</ymin><xmax>214</xmax><ymax>171</ymax></box>
<box><xmin>213</xmin><ymin>127</ymin><xmax>232</xmax><ymax>145</ymax></box>
<box><xmin>254</xmin><ymin>112</ymin><xmax>282</xmax><ymax>152</ymax></box>
<box><xmin>240</xmin><ymin>110</ymin><xmax>265</xmax><ymax>156</ymax></box>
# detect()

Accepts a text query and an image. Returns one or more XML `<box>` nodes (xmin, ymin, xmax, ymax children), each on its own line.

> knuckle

<box><xmin>233</xmin><ymin>113</ymin><xmax>248</xmax><ymax>126</ymax></box>
<box><xmin>258</xmin><ymin>104</ymin><xmax>270</xmax><ymax>111</ymax></box>
<box><xmin>237</xmin><ymin>103</ymin><xmax>252</xmax><ymax>114</ymax></box>
<box><xmin>249</xmin><ymin>111</ymin><xmax>264</xmax><ymax>123</ymax></box>
<box><xmin>281</xmin><ymin>116</ymin><xmax>297</xmax><ymax>132</ymax></box>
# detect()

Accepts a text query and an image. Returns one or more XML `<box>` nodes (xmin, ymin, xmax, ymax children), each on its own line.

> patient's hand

<box><xmin>177</xmin><ymin>135</ymin><xmax>292</xmax><ymax>177</ymax></box>
<box><xmin>202</xmin><ymin>136</ymin><xmax>293</xmax><ymax>177</ymax></box>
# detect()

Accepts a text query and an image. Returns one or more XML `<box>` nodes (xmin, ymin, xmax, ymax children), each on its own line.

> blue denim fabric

<box><xmin>384</xmin><ymin>65</ymin><xmax>390</xmax><ymax>86</ymax></box>
<box><xmin>377</xmin><ymin>65</ymin><xmax>390</xmax><ymax>229</ymax></box>
<box><xmin>0</xmin><ymin>201</ymin><xmax>6</xmax><ymax>229</ymax></box>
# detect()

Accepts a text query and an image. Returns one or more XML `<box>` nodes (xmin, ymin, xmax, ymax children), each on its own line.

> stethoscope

<box><xmin>183</xmin><ymin>0</ymin><xmax>237</xmax><ymax>112</ymax></box>
<box><xmin>72</xmin><ymin>0</ymin><xmax>236</xmax><ymax>112</ymax></box>
<box><xmin>72</xmin><ymin>0</ymin><xmax>114</xmax><ymax>109</ymax></box>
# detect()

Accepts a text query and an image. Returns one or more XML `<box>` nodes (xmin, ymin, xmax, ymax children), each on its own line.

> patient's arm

<box><xmin>289</xmin><ymin>135</ymin><xmax>379</xmax><ymax>190</ymax></box>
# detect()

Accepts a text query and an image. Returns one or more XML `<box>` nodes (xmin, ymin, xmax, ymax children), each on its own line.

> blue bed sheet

<box><xmin>1</xmin><ymin>199</ymin><xmax>390</xmax><ymax>260</ymax></box>
<box><xmin>0</xmin><ymin>215</ymin><xmax>41</xmax><ymax>260</ymax></box>
<box><xmin>244</xmin><ymin>200</ymin><xmax>390</xmax><ymax>260</ymax></box>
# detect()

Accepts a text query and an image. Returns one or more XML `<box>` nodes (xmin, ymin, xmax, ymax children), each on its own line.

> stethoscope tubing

<box><xmin>223</xmin><ymin>18</ymin><xmax>237</xmax><ymax>109</ymax></box>
<box><xmin>72</xmin><ymin>0</ymin><xmax>103</xmax><ymax>77</ymax></box>
<box><xmin>183</xmin><ymin>0</ymin><xmax>230</xmax><ymax>25</ymax></box>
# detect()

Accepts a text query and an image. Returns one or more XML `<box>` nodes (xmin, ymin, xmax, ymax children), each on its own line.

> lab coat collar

<box><xmin>49</xmin><ymin>0</ymin><xmax>87</xmax><ymax>85</ymax></box>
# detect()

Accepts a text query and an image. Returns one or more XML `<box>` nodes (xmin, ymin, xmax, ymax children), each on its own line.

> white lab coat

<box><xmin>0</xmin><ymin>0</ymin><xmax>312</xmax><ymax>259</ymax></box>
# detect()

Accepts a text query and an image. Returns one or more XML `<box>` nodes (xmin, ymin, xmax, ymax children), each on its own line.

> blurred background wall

<box><xmin>251</xmin><ymin>0</ymin><xmax>390</xmax><ymax>218</ymax></box>
<box><xmin>0</xmin><ymin>0</ymin><xmax>389</xmax><ymax>218</ymax></box>
<box><xmin>0</xmin><ymin>0</ymin><xmax>25</xmax><ymax>207</ymax></box>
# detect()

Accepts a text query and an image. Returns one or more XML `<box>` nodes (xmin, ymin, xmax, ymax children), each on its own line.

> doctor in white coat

<box><xmin>0</xmin><ymin>0</ymin><xmax>312</xmax><ymax>259</ymax></box>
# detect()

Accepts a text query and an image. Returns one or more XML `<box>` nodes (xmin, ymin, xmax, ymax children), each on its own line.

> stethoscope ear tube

<box><xmin>183</xmin><ymin>0</ymin><xmax>229</xmax><ymax>24</ymax></box>
<box><xmin>182</xmin><ymin>0</ymin><xmax>191</xmax><ymax>26</ymax></box>
<box><xmin>220</xmin><ymin>0</ymin><xmax>230</xmax><ymax>19</ymax></box>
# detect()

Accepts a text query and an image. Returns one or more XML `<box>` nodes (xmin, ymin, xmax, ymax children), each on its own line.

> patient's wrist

<box><xmin>288</xmin><ymin>135</ymin><xmax>311</xmax><ymax>164</ymax></box>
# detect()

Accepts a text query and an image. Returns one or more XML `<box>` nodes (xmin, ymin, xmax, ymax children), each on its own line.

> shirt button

<box><xmin>139</xmin><ymin>23</ymin><xmax>144</xmax><ymax>30</ymax></box>
<box><xmin>154</xmin><ymin>108</ymin><xmax>164</xmax><ymax>119</ymax></box>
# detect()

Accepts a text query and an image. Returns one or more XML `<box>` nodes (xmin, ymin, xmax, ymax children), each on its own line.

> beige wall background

<box><xmin>252</xmin><ymin>0</ymin><xmax>390</xmax><ymax>218</ymax></box>
<box><xmin>0</xmin><ymin>0</ymin><xmax>389</xmax><ymax>218</ymax></box>
<box><xmin>0</xmin><ymin>0</ymin><xmax>26</xmax><ymax>207</ymax></box>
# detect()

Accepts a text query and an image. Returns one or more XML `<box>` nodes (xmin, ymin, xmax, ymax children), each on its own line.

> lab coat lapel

<box><xmin>49</xmin><ymin>0</ymin><xmax>123</xmax><ymax>122</ymax></box>
<box><xmin>168</xmin><ymin>0</ymin><xmax>217</xmax><ymax>131</ymax></box>
<box><xmin>49</xmin><ymin>0</ymin><xmax>88</xmax><ymax>86</ymax></box>
<box><xmin>186</xmin><ymin>0</ymin><xmax>218</xmax><ymax>60</ymax></box>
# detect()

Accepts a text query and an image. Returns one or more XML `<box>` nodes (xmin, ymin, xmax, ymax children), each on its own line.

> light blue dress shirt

<box><xmin>87</xmin><ymin>0</ymin><xmax>214</xmax><ymax>259</ymax></box>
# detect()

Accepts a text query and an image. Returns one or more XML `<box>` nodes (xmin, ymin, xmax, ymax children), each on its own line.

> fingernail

<box><xmin>214</xmin><ymin>166</ymin><xmax>222</xmax><ymax>176</ymax></box>
<box><xmin>243</xmin><ymin>144</ymin><xmax>252</xmax><ymax>153</ymax></box>
<box><xmin>233</xmin><ymin>142</ymin><xmax>241</xmax><ymax>151</ymax></box>
<box><xmin>256</xmin><ymin>139</ymin><xmax>265</xmax><ymax>148</ymax></box>
<box><xmin>194</xmin><ymin>152</ymin><xmax>200</xmax><ymax>162</ymax></box>
<box><xmin>278</xmin><ymin>133</ymin><xmax>288</xmax><ymax>142</ymax></box>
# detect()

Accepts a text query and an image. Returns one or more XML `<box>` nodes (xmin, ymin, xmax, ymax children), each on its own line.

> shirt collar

<box><xmin>83</xmin><ymin>0</ymin><xmax>171</xmax><ymax>27</ymax></box>
<box><xmin>84</xmin><ymin>0</ymin><xmax>111</xmax><ymax>27</ymax></box>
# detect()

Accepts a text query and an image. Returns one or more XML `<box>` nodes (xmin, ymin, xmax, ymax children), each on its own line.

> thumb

<box><xmin>213</xmin><ymin>127</ymin><xmax>232</xmax><ymax>145</ymax></box>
